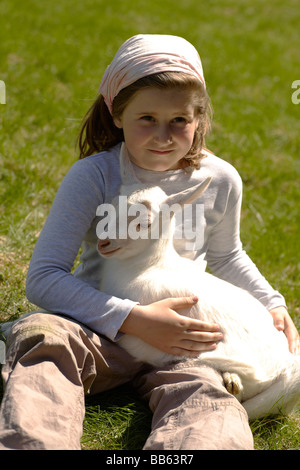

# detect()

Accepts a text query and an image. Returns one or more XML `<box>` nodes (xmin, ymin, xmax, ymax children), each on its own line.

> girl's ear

<box><xmin>113</xmin><ymin>116</ymin><xmax>123</xmax><ymax>129</ymax></box>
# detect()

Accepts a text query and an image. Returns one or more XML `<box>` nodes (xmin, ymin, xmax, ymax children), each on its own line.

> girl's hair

<box><xmin>77</xmin><ymin>72</ymin><xmax>212</xmax><ymax>170</ymax></box>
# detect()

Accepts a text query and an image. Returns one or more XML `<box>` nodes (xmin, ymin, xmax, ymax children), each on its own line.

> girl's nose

<box><xmin>154</xmin><ymin>124</ymin><xmax>172</xmax><ymax>144</ymax></box>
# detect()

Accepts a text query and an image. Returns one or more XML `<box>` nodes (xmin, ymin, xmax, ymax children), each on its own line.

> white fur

<box><xmin>98</xmin><ymin>145</ymin><xmax>300</xmax><ymax>420</ymax></box>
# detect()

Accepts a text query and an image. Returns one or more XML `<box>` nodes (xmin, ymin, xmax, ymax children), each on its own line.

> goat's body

<box><xmin>100</xmin><ymin>241</ymin><xmax>300</xmax><ymax>419</ymax></box>
<box><xmin>98</xmin><ymin>151</ymin><xmax>300</xmax><ymax>419</ymax></box>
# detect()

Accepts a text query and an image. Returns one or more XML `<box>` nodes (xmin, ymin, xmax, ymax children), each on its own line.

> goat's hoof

<box><xmin>223</xmin><ymin>372</ymin><xmax>243</xmax><ymax>400</ymax></box>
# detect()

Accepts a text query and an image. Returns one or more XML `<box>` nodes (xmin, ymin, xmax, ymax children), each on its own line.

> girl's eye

<box><xmin>172</xmin><ymin>117</ymin><xmax>188</xmax><ymax>124</ymax></box>
<box><xmin>140</xmin><ymin>115</ymin><xmax>155</xmax><ymax>122</ymax></box>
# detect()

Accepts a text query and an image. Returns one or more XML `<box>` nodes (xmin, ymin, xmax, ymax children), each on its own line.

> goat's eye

<box><xmin>136</xmin><ymin>221</ymin><xmax>151</xmax><ymax>232</ymax></box>
<box><xmin>136</xmin><ymin>222</ymin><xmax>149</xmax><ymax>231</ymax></box>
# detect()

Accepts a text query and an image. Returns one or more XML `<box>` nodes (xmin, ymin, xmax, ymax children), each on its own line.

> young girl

<box><xmin>0</xmin><ymin>34</ymin><xmax>299</xmax><ymax>450</ymax></box>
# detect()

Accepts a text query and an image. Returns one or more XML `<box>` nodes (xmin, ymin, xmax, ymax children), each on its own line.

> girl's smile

<box><xmin>113</xmin><ymin>87</ymin><xmax>199</xmax><ymax>171</ymax></box>
<box><xmin>148</xmin><ymin>149</ymin><xmax>173</xmax><ymax>155</ymax></box>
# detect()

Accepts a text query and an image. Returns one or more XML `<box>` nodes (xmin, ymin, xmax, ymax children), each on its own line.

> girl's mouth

<box><xmin>148</xmin><ymin>149</ymin><xmax>173</xmax><ymax>155</ymax></box>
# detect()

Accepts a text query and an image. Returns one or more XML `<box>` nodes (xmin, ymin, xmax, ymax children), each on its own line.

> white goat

<box><xmin>97</xmin><ymin>146</ymin><xmax>300</xmax><ymax>420</ymax></box>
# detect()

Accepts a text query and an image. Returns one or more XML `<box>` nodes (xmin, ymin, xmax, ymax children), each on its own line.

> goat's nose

<box><xmin>97</xmin><ymin>239</ymin><xmax>110</xmax><ymax>250</ymax></box>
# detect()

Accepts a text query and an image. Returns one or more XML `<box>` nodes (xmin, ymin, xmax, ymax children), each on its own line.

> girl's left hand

<box><xmin>269</xmin><ymin>306</ymin><xmax>300</xmax><ymax>355</ymax></box>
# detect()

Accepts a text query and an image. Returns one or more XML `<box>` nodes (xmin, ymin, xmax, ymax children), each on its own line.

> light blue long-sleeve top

<box><xmin>26</xmin><ymin>143</ymin><xmax>286</xmax><ymax>341</ymax></box>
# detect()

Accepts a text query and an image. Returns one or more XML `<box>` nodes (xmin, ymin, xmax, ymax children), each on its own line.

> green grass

<box><xmin>82</xmin><ymin>384</ymin><xmax>152</xmax><ymax>450</ymax></box>
<box><xmin>0</xmin><ymin>0</ymin><xmax>299</xmax><ymax>450</ymax></box>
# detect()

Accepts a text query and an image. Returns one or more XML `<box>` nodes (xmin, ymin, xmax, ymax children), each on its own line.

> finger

<box><xmin>185</xmin><ymin>321</ymin><xmax>221</xmax><ymax>333</ymax></box>
<box><xmin>273</xmin><ymin>317</ymin><xmax>285</xmax><ymax>331</ymax></box>
<box><xmin>168</xmin><ymin>296</ymin><xmax>199</xmax><ymax>309</ymax></box>
<box><xmin>180</xmin><ymin>339</ymin><xmax>221</xmax><ymax>351</ymax></box>
<box><xmin>170</xmin><ymin>342</ymin><xmax>218</xmax><ymax>357</ymax></box>
<box><xmin>182</xmin><ymin>330</ymin><xmax>223</xmax><ymax>343</ymax></box>
<box><xmin>287</xmin><ymin>336</ymin><xmax>300</xmax><ymax>355</ymax></box>
<box><xmin>290</xmin><ymin>340</ymin><xmax>300</xmax><ymax>356</ymax></box>
<box><xmin>293</xmin><ymin>341</ymin><xmax>300</xmax><ymax>355</ymax></box>
<box><xmin>270</xmin><ymin>308</ymin><xmax>286</xmax><ymax>332</ymax></box>
<box><xmin>284</xmin><ymin>325</ymin><xmax>300</xmax><ymax>355</ymax></box>
<box><xmin>164</xmin><ymin>297</ymin><xmax>221</xmax><ymax>331</ymax></box>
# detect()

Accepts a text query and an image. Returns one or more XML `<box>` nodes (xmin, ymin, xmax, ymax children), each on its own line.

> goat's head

<box><xmin>97</xmin><ymin>144</ymin><xmax>211</xmax><ymax>260</ymax></box>
<box><xmin>96</xmin><ymin>177</ymin><xmax>212</xmax><ymax>261</ymax></box>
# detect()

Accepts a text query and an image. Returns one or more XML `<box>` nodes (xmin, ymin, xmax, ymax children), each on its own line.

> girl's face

<box><xmin>113</xmin><ymin>87</ymin><xmax>199</xmax><ymax>171</ymax></box>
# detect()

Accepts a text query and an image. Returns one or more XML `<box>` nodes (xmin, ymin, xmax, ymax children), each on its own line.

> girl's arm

<box><xmin>26</xmin><ymin>159</ymin><xmax>137</xmax><ymax>341</ymax></box>
<box><xmin>206</xmin><ymin>184</ymin><xmax>286</xmax><ymax>311</ymax></box>
<box><xmin>205</xmin><ymin>179</ymin><xmax>299</xmax><ymax>353</ymax></box>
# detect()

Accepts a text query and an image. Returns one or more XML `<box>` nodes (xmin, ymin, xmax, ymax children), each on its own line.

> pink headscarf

<box><xmin>99</xmin><ymin>34</ymin><xmax>205</xmax><ymax>114</ymax></box>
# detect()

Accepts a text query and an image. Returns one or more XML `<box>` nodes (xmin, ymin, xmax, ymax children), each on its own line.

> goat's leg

<box><xmin>223</xmin><ymin>372</ymin><xmax>243</xmax><ymax>402</ymax></box>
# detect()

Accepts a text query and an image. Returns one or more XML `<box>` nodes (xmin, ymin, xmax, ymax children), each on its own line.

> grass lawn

<box><xmin>0</xmin><ymin>0</ymin><xmax>299</xmax><ymax>450</ymax></box>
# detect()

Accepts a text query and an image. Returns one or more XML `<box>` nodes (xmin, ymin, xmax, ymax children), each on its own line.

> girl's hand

<box><xmin>120</xmin><ymin>296</ymin><xmax>223</xmax><ymax>358</ymax></box>
<box><xmin>269</xmin><ymin>306</ymin><xmax>300</xmax><ymax>355</ymax></box>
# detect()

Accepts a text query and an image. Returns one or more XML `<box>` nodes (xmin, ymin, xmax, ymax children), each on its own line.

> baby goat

<box><xmin>97</xmin><ymin>146</ymin><xmax>300</xmax><ymax>420</ymax></box>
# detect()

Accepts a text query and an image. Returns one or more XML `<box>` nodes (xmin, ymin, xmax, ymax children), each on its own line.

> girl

<box><xmin>0</xmin><ymin>34</ymin><xmax>299</xmax><ymax>450</ymax></box>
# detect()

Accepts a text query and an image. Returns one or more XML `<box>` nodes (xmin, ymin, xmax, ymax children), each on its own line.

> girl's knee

<box><xmin>10</xmin><ymin>312</ymin><xmax>73</xmax><ymax>339</ymax></box>
<box><xmin>6</xmin><ymin>312</ymin><xmax>78</xmax><ymax>364</ymax></box>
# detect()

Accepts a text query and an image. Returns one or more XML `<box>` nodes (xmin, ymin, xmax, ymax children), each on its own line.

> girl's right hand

<box><xmin>119</xmin><ymin>296</ymin><xmax>223</xmax><ymax>358</ymax></box>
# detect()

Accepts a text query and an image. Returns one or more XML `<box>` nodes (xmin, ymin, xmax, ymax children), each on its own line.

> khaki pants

<box><xmin>0</xmin><ymin>313</ymin><xmax>254</xmax><ymax>450</ymax></box>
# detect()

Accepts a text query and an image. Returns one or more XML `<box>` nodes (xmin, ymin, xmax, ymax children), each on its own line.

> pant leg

<box><xmin>134</xmin><ymin>360</ymin><xmax>254</xmax><ymax>450</ymax></box>
<box><xmin>0</xmin><ymin>312</ymin><xmax>142</xmax><ymax>450</ymax></box>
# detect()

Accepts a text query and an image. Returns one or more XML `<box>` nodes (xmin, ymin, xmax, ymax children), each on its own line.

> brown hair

<box><xmin>77</xmin><ymin>72</ymin><xmax>212</xmax><ymax>170</ymax></box>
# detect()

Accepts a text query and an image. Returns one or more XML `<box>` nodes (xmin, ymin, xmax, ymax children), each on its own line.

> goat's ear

<box><xmin>164</xmin><ymin>177</ymin><xmax>212</xmax><ymax>207</ymax></box>
<box><xmin>119</xmin><ymin>143</ymin><xmax>141</xmax><ymax>185</ymax></box>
